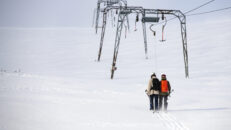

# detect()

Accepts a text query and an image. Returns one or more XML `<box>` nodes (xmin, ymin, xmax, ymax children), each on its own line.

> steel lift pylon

<box><xmin>110</xmin><ymin>8</ymin><xmax>189</xmax><ymax>79</ymax></box>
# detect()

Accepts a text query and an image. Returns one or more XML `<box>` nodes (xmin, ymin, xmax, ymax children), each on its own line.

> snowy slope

<box><xmin>0</xmin><ymin>18</ymin><xmax>231</xmax><ymax>130</ymax></box>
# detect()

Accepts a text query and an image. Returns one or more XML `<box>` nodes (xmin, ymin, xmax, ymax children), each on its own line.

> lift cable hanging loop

<box><xmin>125</xmin><ymin>25</ymin><xmax>128</xmax><ymax>38</ymax></box>
<box><xmin>149</xmin><ymin>24</ymin><xmax>156</xmax><ymax>36</ymax></box>
<box><xmin>113</xmin><ymin>16</ymin><xmax>116</xmax><ymax>27</ymax></box>
<box><xmin>124</xmin><ymin>17</ymin><xmax>128</xmax><ymax>38</ymax></box>
<box><xmin>134</xmin><ymin>13</ymin><xmax>139</xmax><ymax>31</ymax></box>
<box><xmin>136</xmin><ymin>13</ymin><xmax>139</xmax><ymax>22</ymax></box>
<box><xmin>134</xmin><ymin>21</ymin><xmax>137</xmax><ymax>31</ymax></box>
<box><xmin>160</xmin><ymin>17</ymin><xmax>167</xmax><ymax>42</ymax></box>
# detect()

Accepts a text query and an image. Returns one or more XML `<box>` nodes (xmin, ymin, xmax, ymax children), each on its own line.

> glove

<box><xmin>145</xmin><ymin>89</ymin><xmax>149</xmax><ymax>95</ymax></box>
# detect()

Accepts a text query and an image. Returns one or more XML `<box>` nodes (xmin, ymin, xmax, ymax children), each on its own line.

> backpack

<box><xmin>151</xmin><ymin>78</ymin><xmax>160</xmax><ymax>90</ymax></box>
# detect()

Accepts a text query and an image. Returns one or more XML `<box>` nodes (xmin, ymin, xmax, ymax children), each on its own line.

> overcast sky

<box><xmin>0</xmin><ymin>0</ymin><xmax>230</xmax><ymax>27</ymax></box>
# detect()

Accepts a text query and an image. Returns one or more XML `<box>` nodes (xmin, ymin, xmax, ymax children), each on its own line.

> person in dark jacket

<box><xmin>146</xmin><ymin>73</ymin><xmax>160</xmax><ymax>111</ymax></box>
<box><xmin>159</xmin><ymin>74</ymin><xmax>171</xmax><ymax>111</ymax></box>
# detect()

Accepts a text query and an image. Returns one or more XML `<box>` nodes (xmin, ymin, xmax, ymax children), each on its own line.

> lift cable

<box><xmin>154</xmin><ymin>0</ymin><xmax>216</xmax><ymax>26</ymax></box>
<box><xmin>155</xmin><ymin>5</ymin><xmax>231</xmax><ymax>27</ymax></box>
<box><xmin>187</xmin><ymin>6</ymin><xmax>231</xmax><ymax>16</ymax></box>
<box><xmin>184</xmin><ymin>0</ymin><xmax>215</xmax><ymax>14</ymax></box>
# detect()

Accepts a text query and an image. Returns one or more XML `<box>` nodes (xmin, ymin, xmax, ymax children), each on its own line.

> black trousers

<box><xmin>159</xmin><ymin>95</ymin><xmax>168</xmax><ymax>111</ymax></box>
<box><xmin>150</xmin><ymin>94</ymin><xmax>159</xmax><ymax>110</ymax></box>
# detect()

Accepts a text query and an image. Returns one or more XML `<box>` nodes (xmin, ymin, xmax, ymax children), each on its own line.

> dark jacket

<box><xmin>151</xmin><ymin>78</ymin><xmax>160</xmax><ymax>91</ymax></box>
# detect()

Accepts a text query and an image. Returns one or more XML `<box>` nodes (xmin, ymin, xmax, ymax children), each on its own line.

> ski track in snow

<box><xmin>156</xmin><ymin>112</ymin><xmax>189</xmax><ymax>130</ymax></box>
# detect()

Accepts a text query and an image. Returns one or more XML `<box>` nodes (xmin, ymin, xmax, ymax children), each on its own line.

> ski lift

<box><xmin>159</xmin><ymin>17</ymin><xmax>167</xmax><ymax>42</ymax></box>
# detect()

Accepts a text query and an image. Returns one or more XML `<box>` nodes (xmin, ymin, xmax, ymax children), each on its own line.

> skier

<box><xmin>159</xmin><ymin>74</ymin><xmax>171</xmax><ymax>111</ymax></box>
<box><xmin>146</xmin><ymin>73</ymin><xmax>160</xmax><ymax>111</ymax></box>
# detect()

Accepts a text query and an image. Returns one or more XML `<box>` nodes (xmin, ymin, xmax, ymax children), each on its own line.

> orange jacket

<box><xmin>160</xmin><ymin>80</ymin><xmax>171</xmax><ymax>93</ymax></box>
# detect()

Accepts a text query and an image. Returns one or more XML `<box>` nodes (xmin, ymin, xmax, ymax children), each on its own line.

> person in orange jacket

<box><xmin>159</xmin><ymin>74</ymin><xmax>171</xmax><ymax>111</ymax></box>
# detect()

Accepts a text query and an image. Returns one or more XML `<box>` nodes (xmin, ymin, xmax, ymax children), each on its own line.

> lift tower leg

<box><xmin>95</xmin><ymin>2</ymin><xmax>100</xmax><ymax>34</ymax></box>
<box><xmin>179</xmin><ymin>16</ymin><xmax>189</xmax><ymax>78</ymax></box>
<box><xmin>98</xmin><ymin>11</ymin><xmax>108</xmax><ymax>61</ymax></box>
<box><xmin>111</xmin><ymin>12</ymin><xmax>127</xmax><ymax>79</ymax></box>
<box><xmin>174</xmin><ymin>11</ymin><xmax>189</xmax><ymax>78</ymax></box>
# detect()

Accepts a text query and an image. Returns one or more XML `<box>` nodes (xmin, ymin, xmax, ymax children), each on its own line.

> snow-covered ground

<box><xmin>0</xmin><ymin>18</ymin><xmax>231</xmax><ymax>130</ymax></box>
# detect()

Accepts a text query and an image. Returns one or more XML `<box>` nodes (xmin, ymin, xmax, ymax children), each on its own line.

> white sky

<box><xmin>0</xmin><ymin>0</ymin><xmax>230</xmax><ymax>27</ymax></box>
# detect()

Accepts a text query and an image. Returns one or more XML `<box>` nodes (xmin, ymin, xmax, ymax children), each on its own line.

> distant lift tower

<box><xmin>110</xmin><ymin>7</ymin><xmax>189</xmax><ymax>79</ymax></box>
<box><xmin>95</xmin><ymin>0</ymin><xmax>127</xmax><ymax>34</ymax></box>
